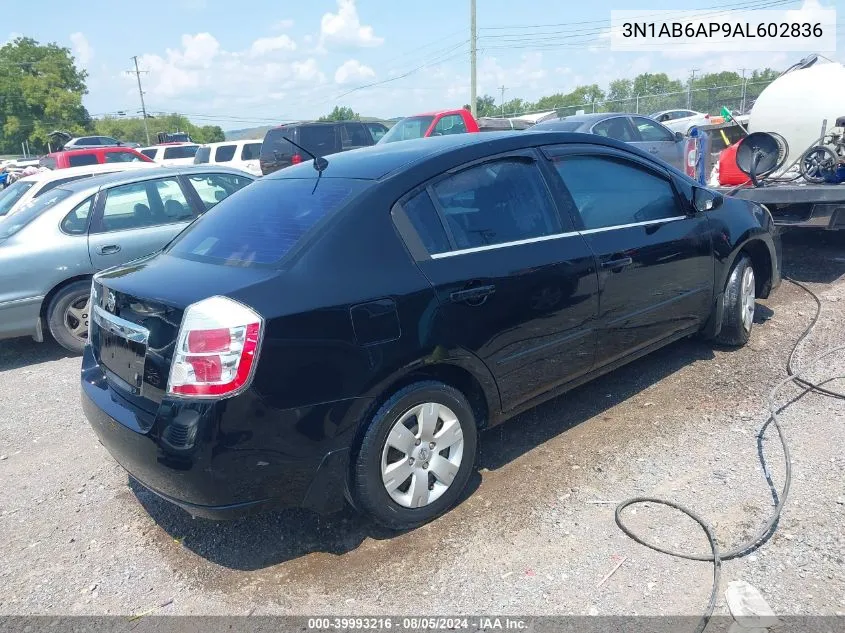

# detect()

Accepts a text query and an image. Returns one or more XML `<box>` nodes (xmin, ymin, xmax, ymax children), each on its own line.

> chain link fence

<box><xmin>498</xmin><ymin>79</ymin><xmax>776</xmax><ymax>120</ymax></box>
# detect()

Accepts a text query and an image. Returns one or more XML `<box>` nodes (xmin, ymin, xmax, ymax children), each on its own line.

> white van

<box><xmin>139</xmin><ymin>143</ymin><xmax>200</xmax><ymax>166</ymax></box>
<box><xmin>0</xmin><ymin>161</ymin><xmax>158</xmax><ymax>217</ymax></box>
<box><xmin>193</xmin><ymin>140</ymin><xmax>263</xmax><ymax>176</ymax></box>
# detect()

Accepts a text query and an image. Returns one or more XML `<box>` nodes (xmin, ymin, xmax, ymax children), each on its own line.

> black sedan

<box><xmin>81</xmin><ymin>131</ymin><xmax>780</xmax><ymax>530</ymax></box>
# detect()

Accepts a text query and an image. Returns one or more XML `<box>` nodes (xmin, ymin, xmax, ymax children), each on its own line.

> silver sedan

<box><xmin>0</xmin><ymin>165</ymin><xmax>254</xmax><ymax>352</ymax></box>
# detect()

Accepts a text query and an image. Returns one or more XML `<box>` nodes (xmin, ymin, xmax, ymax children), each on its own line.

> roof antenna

<box><xmin>282</xmin><ymin>136</ymin><xmax>329</xmax><ymax>173</ymax></box>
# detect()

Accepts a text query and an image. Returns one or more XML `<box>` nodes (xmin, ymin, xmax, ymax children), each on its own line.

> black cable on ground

<box><xmin>614</xmin><ymin>278</ymin><xmax>845</xmax><ymax>633</ymax></box>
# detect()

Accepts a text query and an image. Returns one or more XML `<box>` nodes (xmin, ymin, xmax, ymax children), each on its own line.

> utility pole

<box><xmin>470</xmin><ymin>0</ymin><xmax>477</xmax><ymax>119</ymax></box>
<box><xmin>499</xmin><ymin>85</ymin><xmax>506</xmax><ymax>116</ymax></box>
<box><xmin>687</xmin><ymin>68</ymin><xmax>700</xmax><ymax>110</ymax></box>
<box><xmin>128</xmin><ymin>56</ymin><xmax>151</xmax><ymax>146</ymax></box>
<box><xmin>739</xmin><ymin>67</ymin><xmax>749</xmax><ymax>113</ymax></box>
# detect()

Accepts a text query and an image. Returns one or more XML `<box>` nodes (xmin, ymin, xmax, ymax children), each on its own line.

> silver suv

<box><xmin>0</xmin><ymin>166</ymin><xmax>254</xmax><ymax>352</ymax></box>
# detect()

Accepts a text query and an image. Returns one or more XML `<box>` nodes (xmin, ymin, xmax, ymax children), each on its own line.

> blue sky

<box><xmin>6</xmin><ymin>0</ymin><xmax>843</xmax><ymax>130</ymax></box>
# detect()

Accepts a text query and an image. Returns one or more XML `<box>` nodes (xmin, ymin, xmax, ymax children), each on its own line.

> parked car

<box><xmin>139</xmin><ymin>144</ymin><xmax>201</xmax><ymax>166</ymax></box>
<box><xmin>0</xmin><ymin>166</ymin><xmax>254</xmax><ymax>353</ymax></box>
<box><xmin>0</xmin><ymin>162</ymin><xmax>158</xmax><ymax>217</ymax></box>
<box><xmin>39</xmin><ymin>147</ymin><xmax>153</xmax><ymax>169</ymax></box>
<box><xmin>533</xmin><ymin>113</ymin><xmax>686</xmax><ymax>171</ymax></box>
<box><xmin>80</xmin><ymin>131</ymin><xmax>780</xmax><ymax>530</ymax></box>
<box><xmin>62</xmin><ymin>136</ymin><xmax>125</xmax><ymax>150</ymax></box>
<box><xmin>650</xmin><ymin>109</ymin><xmax>711</xmax><ymax>135</ymax></box>
<box><xmin>377</xmin><ymin>109</ymin><xmax>480</xmax><ymax>144</ymax></box>
<box><xmin>193</xmin><ymin>140</ymin><xmax>263</xmax><ymax>176</ymax></box>
<box><xmin>259</xmin><ymin>121</ymin><xmax>375</xmax><ymax>175</ymax></box>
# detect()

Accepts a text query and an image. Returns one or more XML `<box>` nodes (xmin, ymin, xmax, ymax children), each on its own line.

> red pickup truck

<box><xmin>39</xmin><ymin>147</ymin><xmax>154</xmax><ymax>169</ymax></box>
<box><xmin>378</xmin><ymin>109</ymin><xmax>480</xmax><ymax>144</ymax></box>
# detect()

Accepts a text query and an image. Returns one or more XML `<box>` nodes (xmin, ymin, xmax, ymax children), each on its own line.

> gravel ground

<box><xmin>1</xmin><ymin>230</ymin><xmax>844</xmax><ymax>618</ymax></box>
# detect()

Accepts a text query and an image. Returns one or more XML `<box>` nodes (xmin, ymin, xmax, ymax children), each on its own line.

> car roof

<box><xmin>266</xmin><ymin>130</ymin><xmax>655</xmax><ymax>181</ymax></box>
<box><xmin>56</xmin><ymin>165</ymin><xmax>253</xmax><ymax>194</ymax></box>
<box><xmin>201</xmin><ymin>140</ymin><xmax>261</xmax><ymax>148</ymax></box>
<box><xmin>19</xmin><ymin>162</ymin><xmax>158</xmax><ymax>183</ymax></box>
<box><xmin>48</xmin><ymin>147</ymin><xmax>137</xmax><ymax>157</ymax></box>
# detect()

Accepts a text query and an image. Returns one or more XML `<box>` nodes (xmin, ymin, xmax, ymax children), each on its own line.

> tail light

<box><xmin>685</xmin><ymin>137</ymin><xmax>698</xmax><ymax>178</ymax></box>
<box><xmin>291</xmin><ymin>153</ymin><xmax>303</xmax><ymax>165</ymax></box>
<box><xmin>167</xmin><ymin>296</ymin><xmax>263</xmax><ymax>399</ymax></box>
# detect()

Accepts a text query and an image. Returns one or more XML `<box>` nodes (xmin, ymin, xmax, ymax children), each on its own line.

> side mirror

<box><xmin>693</xmin><ymin>187</ymin><xmax>723</xmax><ymax>213</ymax></box>
<box><xmin>674</xmin><ymin>131</ymin><xmax>684</xmax><ymax>142</ymax></box>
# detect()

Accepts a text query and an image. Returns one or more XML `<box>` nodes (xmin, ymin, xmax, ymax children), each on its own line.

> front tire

<box><xmin>47</xmin><ymin>280</ymin><xmax>91</xmax><ymax>354</ymax></box>
<box><xmin>715</xmin><ymin>255</ymin><xmax>755</xmax><ymax>347</ymax></box>
<box><xmin>352</xmin><ymin>381</ymin><xmax>478</xmax><ymax>530</ymax></box>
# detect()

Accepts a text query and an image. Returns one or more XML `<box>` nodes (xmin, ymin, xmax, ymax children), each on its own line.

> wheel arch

<box><xmin>40</xmin><ymin>274</ymin><xmax>94</xmax><ymax>323</ymax></box>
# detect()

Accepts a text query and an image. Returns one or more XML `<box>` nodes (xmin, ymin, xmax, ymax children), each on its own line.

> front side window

<box><xmin>68</xmin><ymin>154</ymin><xmax>100</xmax><ymax>167</ymax></box>
<box><xmin>592</xmin><ymin>117</ymin><xmax>636</xmax><ymax>142</ymax></box>
<box><xmin>553</xmin><ymin>155</ymin><xmax>680</xmax><ymax>230</ymax></box>
<box><xmin>433</xmin><ymin>114</ymin><xmax>467</xmax><ymax>136</ymax></box>
<box><xmin>187</xmin><ymin>173</ymin><xmax>252</xmax><ymax>210</ymax></box>
<box><xmin>378</xmin><ymin>116</ymin><xmax>434</xmax><ymax>144</ymax></box>
<box><xmin>431</xmin><ymin>159</ymin><xmax>560</xmax><ymax>250</ymax></box>
<box><xmin>632</xmin><ymin>116</ymin><xmax>675</xmax><ymax>142</ymax></box>
<box><xmin>96</xmin><ymin>178</ymin><xmax>193</xmax><ymax>232</ymax></box>
<box><xmin>213</xmin><ymin>145</ymin><xmax>236</xmax><ymax>162</ymax></box>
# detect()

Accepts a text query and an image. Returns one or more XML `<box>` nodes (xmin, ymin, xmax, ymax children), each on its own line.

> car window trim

<box><xmin>539</xmin><ymin>144</ymin><xmax>689</xmax><ymax>231</ymax></box>
<box><xmin>89</xmin><ymin>176</ymin><xmax>199</xmax><ymax>234</ymax></box>
<box><xmin>394</xmin><ymin>149</ymin><xmax>571</xmax><ymax>260</ymax></box>
<box><xmin>58</xmin><ymin>194</ymin><xmax>97</xmax><ymax>236</ymax></box>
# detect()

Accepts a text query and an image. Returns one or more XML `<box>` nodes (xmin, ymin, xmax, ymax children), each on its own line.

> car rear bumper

<box><xmin>81</xmin><ymin>345</ymin><xmax>357</xmax><ymax>519</ymax></box>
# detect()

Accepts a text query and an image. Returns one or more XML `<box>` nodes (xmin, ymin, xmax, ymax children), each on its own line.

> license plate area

<box><xmin>93</xmin><ymin>305</ymin><xmax>150</xmax><ymax>396</ymax></box>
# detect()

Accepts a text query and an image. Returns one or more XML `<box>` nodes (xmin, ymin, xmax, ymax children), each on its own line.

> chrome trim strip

<box><xmin>430</xmin><ymin>231</ymin><xmax>580</xmax><ymax>259</ymax></box>
<box><xmin>579</xmin><ymin>216</ymin><xmax>687</xmax><ymax>235</ymax></box>
<box><xmin>92</xmin><ymin>304</ymin><xmax>150</xmax><ymax>344</ymax></box>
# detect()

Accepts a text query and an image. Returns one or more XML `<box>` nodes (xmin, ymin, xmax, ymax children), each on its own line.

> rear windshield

<box><xmin>299</xmin><ymin>126</ymin><xmax>338</xmax><ymax>156</ymax></box>
<box><xmin>536</xmin><ymin>121</ymin><xmax>582</xmax><ymax>132</ymax></box>
<box><xmin>0</xmin><ymin>180</ymin><xmax>35</xmax><ymax>216</ymax></box>
<box><xmin>0</xmin><ymin>188</ymin><xmax>73</xmax><ymax>239</ymax></box>
<box><xmin>167</xmin><ymin>178</ymin><xmax>371</xmax><ymax>266</ymax></box>
<box><xmin>164</xmin><ymin>145</ymin><xmax>199</xmax><ymax>159</ymax></box>
<box><xmin>378</xmin><ymin>116</ymin><xmax>434</xmax><ymax>144</ymax></box>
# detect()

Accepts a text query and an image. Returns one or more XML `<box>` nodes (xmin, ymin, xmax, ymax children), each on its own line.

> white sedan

<box><xmin>649</xmin><ymin>109</ymin><xmax>711</xmax><ymax>135</ymax></box>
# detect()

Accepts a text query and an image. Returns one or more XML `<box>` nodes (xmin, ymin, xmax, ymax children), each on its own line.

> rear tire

<box><xmin>47</xmin><ymin>280</ymin><xmax>91</xmax><ymax>354</ymax></box>
<box><xmin>715</xmin><ymin>255</ymin><xmax>755</xmax><ymax>347</ymax></box>
<box><xmin>352</xmin><ymin>381</ymin><xmax>478</xmax><ymax>530</ymax></box>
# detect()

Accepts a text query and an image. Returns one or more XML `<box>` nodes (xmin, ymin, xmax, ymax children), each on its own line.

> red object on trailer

<box><xmin>718</xmin><ymin>141</ymin><xmax>749</xmax><ymax>186</ymax></box>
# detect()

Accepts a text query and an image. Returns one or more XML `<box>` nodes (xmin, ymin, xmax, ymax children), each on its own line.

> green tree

<box><xmin>463</xmin><ymin>94</ymin><xmax>497</xmax><ymax>117</ymax></box>
<box><xmin>318</xmin><ymin>105</ymin><xmax>359</xmax><ymax>121</ymax></box>
<box><xmin>93</xmin><ymin>114</ymin><xmax>224</xmax><ymax>145</ymax></box>
<box><xmin>0</xmin><ymin>37</ymin><xmax>90</xmax><ymax>153</ymax></box>
<box><xmin>631</xmin><ymin>72</ymin><xmax>684</xmax><ymax>97</ymax></box>
<box><xmin>607</xmin><ymin>79</ymin><xmax>633</xmax><ymax>103</ymax></box>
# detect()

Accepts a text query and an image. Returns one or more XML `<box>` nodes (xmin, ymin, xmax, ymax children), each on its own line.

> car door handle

<box><xmin>648</xmin><ymin>148</ymin><xmax>659</xmax><ymax>154</ymax></box>
<box><xmin>450</xmin><ymin>284</ymin><xmax>496</xmax><ymax>303</ymax></box>
<box><xmin>99</xmin><ymin>244</ymin><xmax>121</xmax><ymax>255</ymax></box>
<box><xmin>601</xmin><ymin>257</ymin><xmax>633</xmax><ymax>270</ymax></box>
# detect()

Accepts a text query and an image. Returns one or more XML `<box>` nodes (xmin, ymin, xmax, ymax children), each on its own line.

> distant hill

<box><xmin>225</xmin><ymin>116</ymin><xmax>396</xmax><ymax>141</ymax></box>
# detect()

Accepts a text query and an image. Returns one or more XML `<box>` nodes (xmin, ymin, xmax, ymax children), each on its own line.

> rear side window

<box><xmin>241</xmin><ymin>142</ymin><xmax>261</xmax><ymax>160</ymax></box>
<box><xmin>61</xmin><ymin>196</ymin><xmax>94</xmax><ymax>234</ymax></box>
<box><xmin>431</xmin><ymin>159</ymin><xmax>561</xmax><ymax>250</ymax></box>
<box><xmin>194</xmin><ymin>146</ymin><xmax>211</xmax><ymax>164</ymax></box>
<box><xmin>214</xmin><ymin>145</ymin><xmax>236</xmax><ymax>162</ymax></box>
<box><xmin>299</xmin><ymin>125</ymin><xmax>338</xmax><ymax>156</ymax></box>
<box><xmin>104</xmin><ymin>150</ymin><xmax>143</xmax><ymax>163</ymax></box>
<box><xmin>553</xmin><ymin>155</ymin><xmax>680</xmax><ymax>229</ymax></box>
<box><xmin>164</xmin><ymin>145</ymin><xmax>199</xmax><ymax>159</ymax></box>
<box><xmin>403</xmin><ymin>191</ymin><xmax>450</xmax><ymax>255</ymax></box>
<box><xmin>68</xmin><ymin>154</ymin><xmax>100</xmax><ymax>167</ymax></box>
<box><xmin>168</xmin><ymin>178</ymin><xmax>371</xmax><ymax>266</ymax></box>
<box><xmin>140</xmin><ymin>149</ymin><xmax>157</xmax><ymax>159</ymax></box>
<box><xmin>340</xmin><ymin>123</ymin><xmax>371</xmax><ymax>149</ymax></box>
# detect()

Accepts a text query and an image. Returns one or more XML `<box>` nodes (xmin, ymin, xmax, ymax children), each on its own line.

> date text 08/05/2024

<box><xmin>307</xmin><ymin>617</ymin><xmax>529</xmax><ymax>630</ymax></box>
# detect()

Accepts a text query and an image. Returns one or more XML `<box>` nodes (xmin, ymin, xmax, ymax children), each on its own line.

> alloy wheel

<box><xmin>740</xmin><ymin>267</ymin><xmax>756</xmax><ymax>332</ymax></box>
<box><xmin>64</xmin><ymin>295</ymin><xmax>90</xmax><ymax>343</ymax></box>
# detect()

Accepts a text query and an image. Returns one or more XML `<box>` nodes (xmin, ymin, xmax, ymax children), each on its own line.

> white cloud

<box><xmin>273</xmin><ymin>19</ymin><xmax>295</xmax><ymax>30</ymax></box>
<box><xmin>250</xmin><ymin>35</ymin><xmax>297</xmax><ymax>57</ymax></box>
<box><xmin>334</xmin><ymin>59</ymin><xmax>375</xmax><ymax>84</ymax></box>
<box><xmin>70</xmin><ymin>32</ymin><xmax>94</xmax><ymax>67</ymax></box>
<box><xmin>319</xmin><ymin>0</ymin><xmax>383</xmax><ymax>50</ymax></box>
<box><xmin>293</xmin><ymin>58</ymin><xmax>325</xmax><ymax>82</ymax></box>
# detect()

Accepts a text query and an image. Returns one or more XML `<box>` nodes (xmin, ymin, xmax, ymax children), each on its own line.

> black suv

<box><xmin>259</xmin><ymin>120</ymin><xmax>375</xmax><ymax>175</ymax></box>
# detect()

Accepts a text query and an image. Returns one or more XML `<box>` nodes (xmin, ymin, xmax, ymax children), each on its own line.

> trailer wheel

<box><xmin>800</xmin><ymin>146</ymin><xmax>837</xmax><ymax>184</ymax></box>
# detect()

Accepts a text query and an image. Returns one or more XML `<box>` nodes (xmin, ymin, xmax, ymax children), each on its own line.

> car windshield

<box><xmin>0</xmin><ymin>187</ymin><xmax>74</xmax><ymax>239</ymax></box>
<box><xmin>378</xmin><ymin>116</ymin><xmax>435</xmax><ymax>144</ymax></box>
<box><xmin>167</xmin><ymin>177</ymin><xmax>371</xmax><ymax>266</ymax></box>
<box><xmin>0</xmin><ymin>180</ymin><xmax>35</xmax><ymax>216</ymax></box>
